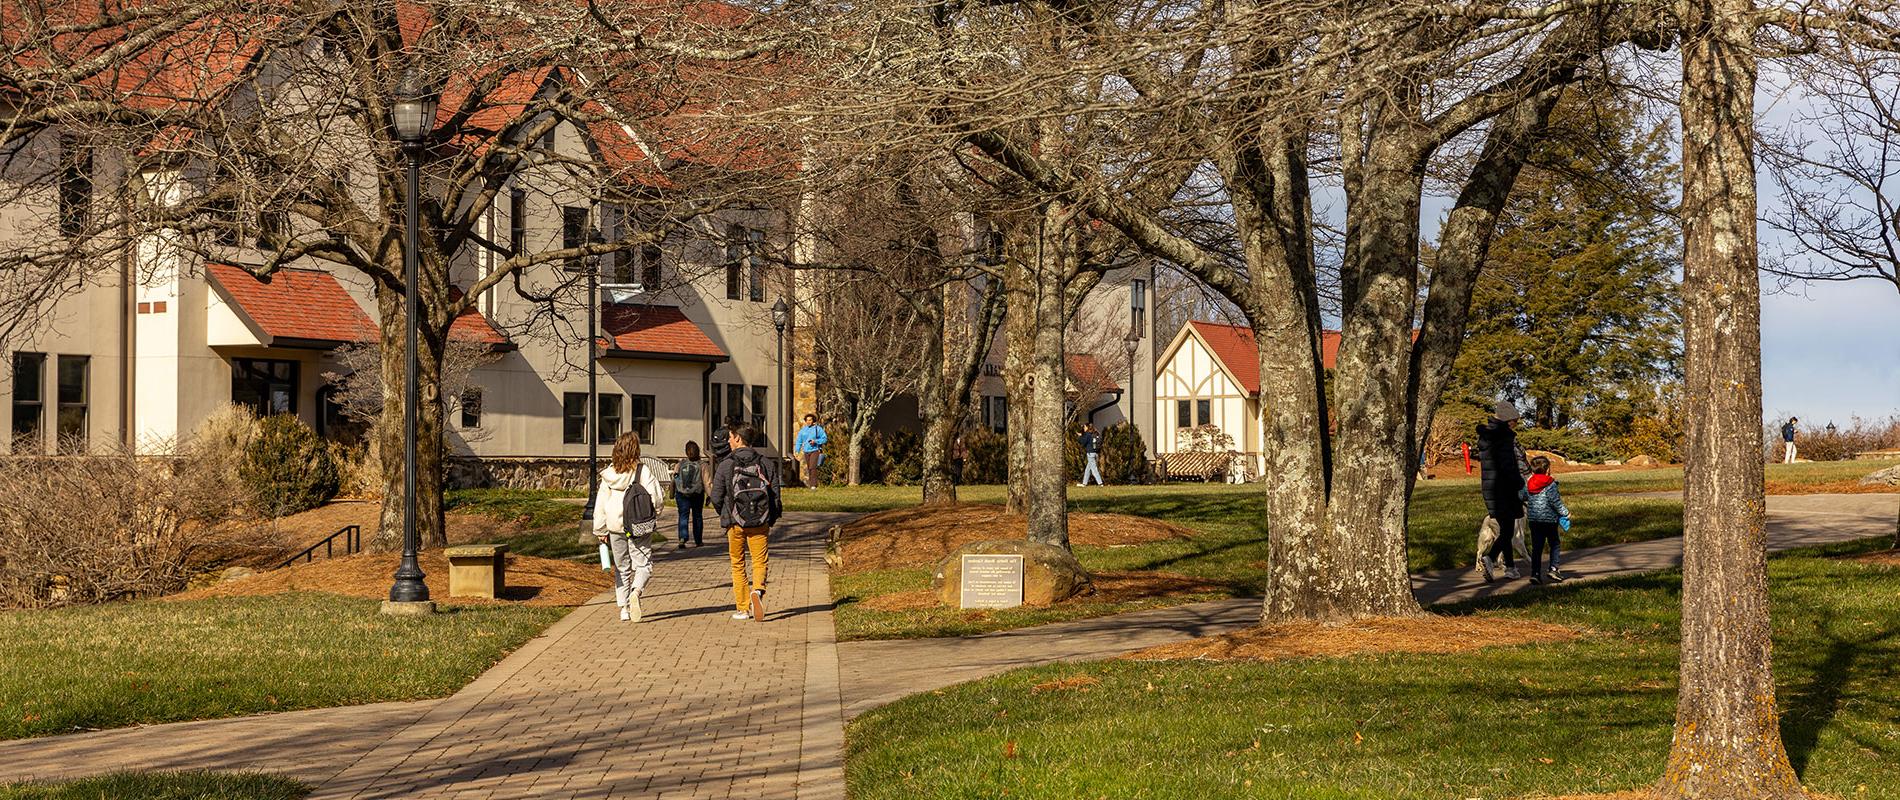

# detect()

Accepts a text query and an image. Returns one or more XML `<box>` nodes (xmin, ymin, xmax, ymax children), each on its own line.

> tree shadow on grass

<box><xmin>1780</xmin><ymin>620</ymin><xmax>1899</xmax><ymax>775</ymax></box>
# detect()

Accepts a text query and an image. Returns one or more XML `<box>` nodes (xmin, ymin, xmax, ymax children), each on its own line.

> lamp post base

<box><xmin>380</xmin><ymin>600</ymin><xmax>437</xmax><ymax>616</ymax></box>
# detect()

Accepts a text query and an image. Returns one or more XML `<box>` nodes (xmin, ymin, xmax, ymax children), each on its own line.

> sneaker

<box><xmin>619</xmin><ymin>607</ymin><xmax>632</xmax><ymax>622</ymax></box>
<box><xmin>1479</xmin><ymin>558</ymin><xmax>1495</xmax><ymax>584</ymax></box>
<box><xmin>1528</xmin><ymin>574</ymin><xmax>1543</xmax><ymax>585</ymax></box>
<box><xmin>1504</xmin><ymin>565</ymin><xmax>1521</xmax><ymax>580</ymax></box>
<box><xmin>731</xmin><ymin>611</ymin><xmax>753</xmax><ymax>620</ymax></box>
<box><xmin>628</xmin><ymin>592</ymin><xmax>642</xmax><ymax>623</ymax></box>
<box><xmin>1545</xmin><ymin>570</ymin><xmax>1566</xmax><ymax>583</ymax></box>
<box><xmin>750</xmin><ymin>588</ymin><xmax>766</xmax><ymax>622</ymax></box>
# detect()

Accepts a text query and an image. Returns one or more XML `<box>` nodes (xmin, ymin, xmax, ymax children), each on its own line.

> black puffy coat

<box><xmin>1475</xmin><ymin>419</ymin><xmax>1525</xmax><ymax>521</ymax></box>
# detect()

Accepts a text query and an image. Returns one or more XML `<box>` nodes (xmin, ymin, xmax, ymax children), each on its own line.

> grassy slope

<box><xmin>0</xmin><ymin>593</ymin><xmax>563</xmax><ymax>740</ymax></box>
<box><xmin>845</xmin><ymin>544</ymin><xmax>1900</xmax><ymax>799</ymax></box>
<box><xmin>0</xmin><ymin>772</ymin><xmax>307</xmax><ymax>800</ymax></box>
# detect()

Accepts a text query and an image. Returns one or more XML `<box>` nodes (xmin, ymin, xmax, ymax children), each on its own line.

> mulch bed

<box><xmin>1854</xmin><ymin>550</ymin><xmax>1900</xmax><ymax>567</ymax></box>
<box><xmin>833</xmin><ymin>505</ymin><xmax>1194</xmax><ymax>573</ymax></box>
<box><xmin>165</xmin><ymin>550</ymin><xmax>610</xmax><ymax>607</ymax></box>
<box><xmin>1121</xmin><ymin>615</ymin><xmax>1583</xmax><ymax>662</ymax></box>
<box><xmin>203</xmin><ymin>501</ymin><xmax>531</xmax><ymax>570</ymax></box>
<box><xmin>856</xmin><ymin>570</ymin><xmax>1228</xmax><ymax>612</ymax></box>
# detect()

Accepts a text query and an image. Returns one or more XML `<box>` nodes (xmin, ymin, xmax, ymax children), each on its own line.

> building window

<box><xmin>640</xmin><ymin>243</ymin><xmax>662</xmax><ymax>291</ymax></box>
<box><xmin>508</xmin><ymin>189</ymin><xmax>527</xmax><ymax>256</ymax></box>
<box><xmin>1176</xmin><ymin>399</ymin><xmax>1191</xmax><ymax>429</ymax></box>
<box><xmin>563</xmin><ymin>392</ymin><xmax>588</xmax><ymax>444</ymax></box>
<box><xmin>597</xmin><ymin>393</ymin><xmax>622</xmax><ymax>445</ymax></box>
<box><xmin>460</xmin><ymin>387</ymin><xmax>483</xmax><ymax>429</ymax></box>
<box><xmin>726</xmin><ymin>384</ymin><xmax>745</xmax><ymax>427</ymax></box>
<box><xmin>59</xmin><ymin>136</ymin><xmax>91</xmax><ymax>238</ymax></box>
<box><xmin>747</xmin><ymin>228</ymin><xmax>767</xmax><ymax>302</ymax></box>
<box><xmin>562</xmin><ymin>205</ymin><xmax>589</xmax><ymax>271</ymax></box>
<box><xmin>725</xmin><ymin>226</ymin><xmax>744</xmax><ymax>300</ymax></box>
<box><xmin>537</xmin><ymin>118</ymin><xmax>556</xmax><ymax>151</ymax></box>
<box><xmin>232</xmin><ymin>358</ymin><xmax>298</xmax><ymax>417</ymax></box>
<box><xmin>55</xmin><ymin>355</ymin><xmax>88</xmax><ymax>453</ymax></box>
<box><xmin>709</xmin><ymin>382</ymin><xmax>722</xmax><ymax>427</ymax></box>
<box><xmin>750</xmin><ymin>385</ymin><xmax>767</xmax><ymax>431</ymax></box>
<box><xmin>10</xmin><ymin>352</ymin><xmax>45</xmax><ymax>452</ymax></box>
<box><xmin>983</xmin><ymin>395</ymin><xmax>1008</xmax><ymax>433</ymax></box>
<box><xmin>630</xmin><ymin>394</ymin><xmax>654</xmax><ymax>442</ymax></box>
<box><xmin>1130</xmin><ymin>278</ymin><xmax>1147</xmax><ymax>333</ymax></box>
<box><xmin>1196</xmin><ymin>399</ymin><xmax>1211</xmax><ymax>427</ymax></box>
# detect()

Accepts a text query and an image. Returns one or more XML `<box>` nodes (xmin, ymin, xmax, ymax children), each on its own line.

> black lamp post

<box><xmin>573</xmin><ymin>226</ymin><xmax>641</xmax><ymax>522</ymax></box>
<box><xmin>386</xmin><ymin>69</ymin><xmax>437</xmax><ymax>610</ymax></box>
<box><xmin>771</xmin><ymin>297</ymin><xmax>789</xmax><ymax>473</ymax></box>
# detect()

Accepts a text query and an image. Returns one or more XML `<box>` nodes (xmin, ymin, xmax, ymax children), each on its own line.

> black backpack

<box><xmin>621</xmin><ymin>466</ymin><xmax>657</xmax><ymax>530</ymax></box>
<box><xmin>728</xmin><ymin>455</ymin><xmax>773</xmax><ymax>529</ymax></box>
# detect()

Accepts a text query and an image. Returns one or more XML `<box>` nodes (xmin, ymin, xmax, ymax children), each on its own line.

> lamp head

<box><xmin>391</xmin><ymin>68</ymin><xmax>438</xmax><ymax>144</ymax></box>
<box><xmin>771</xmin><ymin>298</ymin><xmax>789</xmax><ymax>332</ymax></box>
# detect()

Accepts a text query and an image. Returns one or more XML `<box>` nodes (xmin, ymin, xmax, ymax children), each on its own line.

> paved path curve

<box><xmin>835</xmin><ymin>492</ymin><xmax>1898</xmax><ymax>718</ymax></box>
<box><xmin>0</xmin><ymin>512</ymin><xmax>853</xmax><ymax>800</ymax></box>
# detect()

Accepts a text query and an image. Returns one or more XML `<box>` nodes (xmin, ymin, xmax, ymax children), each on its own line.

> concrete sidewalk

<box><xmin>0</xmin><ymin>512</ymin><xmax>852</xmax><ymax>800</ymax></box>
<box><xmin>836</xmin><ymin>493</ymin><xmax>1897</xmax><ymax>718</ymax></box>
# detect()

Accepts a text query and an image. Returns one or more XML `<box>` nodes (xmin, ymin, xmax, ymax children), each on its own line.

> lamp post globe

<box><xmin>770</xmin><ymin>297</ymin><xmax>789</xmax><ymax>334</ymax></box>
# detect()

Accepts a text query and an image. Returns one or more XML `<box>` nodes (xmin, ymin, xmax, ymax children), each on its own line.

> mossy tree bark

<box><xmin>1658</xmin><ymin>1</ymin><xmax>1805</xmax><ymax>796</ymax></box>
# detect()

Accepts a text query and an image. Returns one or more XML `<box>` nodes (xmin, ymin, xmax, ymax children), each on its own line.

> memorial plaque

<box><xmin>959</xmin><ymin>554</ymin><xmax>1025</xmax><ymax>609</ymax></box>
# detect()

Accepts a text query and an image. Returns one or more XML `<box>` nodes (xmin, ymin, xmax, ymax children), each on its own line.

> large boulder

<box><xmin>1627</xmin><ymin>454</ymin><xmax>1658</xmax><ymax>467</ymax></box>
<box><xmin>933</xmin><ymin>539</ymin><xmax>1093</xmax><ymax>607</ymax></box>
<box><xmin>1860</xmin><ymin>465</ymin><xmax>1900</xmax><ymax>487</ymax></box>
<box><xmin>1526</xmin><ymin>449</ymin><xmax>1568</xmax><ymax>465</ymax></box>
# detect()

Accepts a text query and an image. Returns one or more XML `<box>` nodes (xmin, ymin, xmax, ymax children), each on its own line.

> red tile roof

<box><xmin>207</xmin><ymin>263</ymin><xmax>377</xmax><ymax>346</ymax></box>
<box><xmin>446</xmin><ymin>288</ymin><xmax>512</xmax><ymax>348</ymax></box>
<box><xmin>1188</xmin><ymin>321</ymin><xmax>1342</xmax><ymax>396</ymax></box>
<box><xmin>601</xmin><ymin>304</ymin><xmax>728</xmax><ymax>361</ymax></box>
<box><xmin>1066</xmin><ymin>353</ymin><xmax>1121</xmax><ymax>393</ymax></box>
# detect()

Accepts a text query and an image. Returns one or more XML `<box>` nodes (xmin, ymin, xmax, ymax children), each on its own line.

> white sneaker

<box><xmin>731</xmin><ymin>611</ymin><xmax>753</xmax><ymax>620</ymax></box>
<box><xmin>628</xmin><ymin>592</ymin><xmax>642</xmax><ymax>623</ymax></box>
<box><xmin>619</xmin><ymin>607</ymin><xmax>631</xmax><ymax>622</ymax></box>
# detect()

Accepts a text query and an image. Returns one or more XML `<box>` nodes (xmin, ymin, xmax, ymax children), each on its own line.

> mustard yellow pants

<box><xmin>727</xmin><ymin>525</ymin><xmax>769</xmax><ymax>612</ymax></box>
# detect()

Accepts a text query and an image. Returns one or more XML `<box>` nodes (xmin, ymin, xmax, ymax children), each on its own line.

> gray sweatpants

<box><xmin>609</xmin><ymin>529</ymin><xmax>654</xmax><ymax>597</ymax></box>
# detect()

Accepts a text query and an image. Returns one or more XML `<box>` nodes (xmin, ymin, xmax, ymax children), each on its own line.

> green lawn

<box><xmin>845</xmin><ymin>543</ymin><xmax>1900</xmax><ymax>799</ymax></box>
<box><xmin>0</xmin><ymin>772</ymin><xmax>307</xmax><ymax>800</ymax></box>
<box><xmin>0</xmin><ymin>593</ymin><xmax>564</xmax><ymax>740</ymax></box>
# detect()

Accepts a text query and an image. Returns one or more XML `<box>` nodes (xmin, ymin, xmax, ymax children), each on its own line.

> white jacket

<box><xmin>592</xmin><ymin>464</ymin><xmax>667</xmax><ymax>534</ymax></box>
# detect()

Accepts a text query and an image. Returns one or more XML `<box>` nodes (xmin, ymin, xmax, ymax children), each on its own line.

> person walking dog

<box><xmin>592</xmin><ymin>432</ymin><xmax>667</xmax><ymax>622</ymax></box>
<box><xmin>795</xmin><ymin>414</ymin><xmax>828</xmax><ymax>490</ymax></box>
<box><xmin>711</xmin><ymin>424</ymin><xmax>782</xmax><ymax>621</ymax></box>
<box><xmin>1475</xmin><ymin>401</ymin><xmax>1527</xmax><ymax>582</ymax></box>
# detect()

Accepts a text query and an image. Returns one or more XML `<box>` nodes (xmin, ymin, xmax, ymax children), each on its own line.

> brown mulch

<box><xmin>856</xmin><ymin>570</ymin><xmax>1229</xmax><ymax>612</ymax></box>
<box><xmin>1767</xmin><ymin>479</ymin><xmax>1900</xmax><ymax>495</ymax></box>
<box><xmin>164</xmin><ymin>549</ymin><xmax>610</xmax><ymax>607</ymax></box>
<box><xmin>201</xmin><ymin>502</ymin><xmax>537</xmax><ymax>571</ymax></box>
<box><xmin>1854</xmin><ymin>550</ymin><xmax>1900</xmax><ymax>567</ymax></box>
<box><xmin>833</xmin><ymin>505</ymin><xmax>1194</xmax><ymax>573</ymax></box>
<box><xmin>1121</xmin><ymin>615</ymin><xmax>1583</xmax><ymax>662</ymax></box>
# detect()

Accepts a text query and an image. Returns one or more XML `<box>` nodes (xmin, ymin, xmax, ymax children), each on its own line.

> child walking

<box><xmin>1520</xmin><ymin>455</ymin><xmax>1571</xmax><ymax>585</ymax></box>
<box><xmin>592</xmin><ymin>432</ymin><xmax>667</xmax><ymax>622</ymax></box>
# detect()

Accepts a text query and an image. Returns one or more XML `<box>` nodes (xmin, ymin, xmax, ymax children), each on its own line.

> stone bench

<box><xmin>444</xmin><ymin>544</ymin><xmax>509</xmax><ymax>599</ymax></box>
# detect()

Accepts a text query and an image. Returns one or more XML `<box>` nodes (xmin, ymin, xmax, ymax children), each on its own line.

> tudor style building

<box><xmin>1152</xmin><ymin>320</ymin><xmax>1341</xmax><ymax>473</ymax></box>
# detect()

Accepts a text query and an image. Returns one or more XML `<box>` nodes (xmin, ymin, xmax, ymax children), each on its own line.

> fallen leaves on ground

<box><xmin>1853</xmin><ymin>550</ymin><xmax>1900</xmax><ymax>567</ymax></box>
<box><xmin>164</xmin><ymin>549</ymin><xmax>610</xmax><ymax>607</ymax></box>
<box><xmin>1121</xmin><ymin>614</ymin><xmax>1583</xmax><ymax>662</ymax></box>
<box><xmin>833</xmin><ymin>504</ymin><xmax>1194</xmax><ymax>573</ymax></box>
<box><xmin>1031</xmin><ymin>675</ymin><xmax>1101</xmax><ymax>693</ymax></box>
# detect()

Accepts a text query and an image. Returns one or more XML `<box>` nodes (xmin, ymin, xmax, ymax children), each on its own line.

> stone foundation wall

<box><xmin>445</xmin><ymin>458</ymin><xmax>595</xmax><ymax>491</ymax></box>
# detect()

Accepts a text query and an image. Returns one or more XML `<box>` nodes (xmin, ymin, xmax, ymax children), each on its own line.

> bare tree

<box><xmin>0</xmin><ymin>0</ymin><xmax>781</xmax><ymax>548</ymax></box>
<box><xmin>808</xmin><ymin>275</ymin><xmax>927</xmax><ymax>485</ymax></box>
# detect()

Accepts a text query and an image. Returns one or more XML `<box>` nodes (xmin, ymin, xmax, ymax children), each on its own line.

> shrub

<box><xmin>1515</xmin><ymin>427</ymin><xmax>1615</xmax><ymax>464</ymax></box>
<box><xmin>961</xmin><ymin>427</ymin><xmax>1008</xmax><ymax>485</ymax></box>
<box><xmin>0</xmin><ymin>448</ymin><xmax>246</xmax><ymax>608</ymax></box>
<box><xmin>1618</xmin><ymin>412</ymin><xmax>1685</xmax><ymax>464</ymax></box>
<box><xmin>873</xmin><ymin>428</ymin><xmax>923</xmax><ymax>485</ymax></box>
<box><xmin>1179</xmin><ymin>424</ymin><xmax>1234</xmax><ymax>453</ymax></box>
<box><xmin>1063</xmin><ymin>421</ymin><xmax>1150</xmax><ymax>484</ymax></box>
<box><xmin>178</xmin><ymin>404</ymin><xmax>259</xmax><ymax>515</ymax></box>
<box><xmin>1788</xmin><ymin>416</ymin><xmax>1900</xmax><ymax>462</ymax></box>
<box><xmin>239</xmin><ymin>415</ymin><xmax>339</xmax><ymax>517</ymax></box>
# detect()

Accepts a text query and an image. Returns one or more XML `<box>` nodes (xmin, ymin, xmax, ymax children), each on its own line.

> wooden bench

<box><xmin>444</xmin><ymin>544</ymin><xmax>509</xmax><ymax>599</ymax></box>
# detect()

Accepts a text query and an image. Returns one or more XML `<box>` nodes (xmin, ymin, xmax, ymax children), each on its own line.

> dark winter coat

<box><xmin>1781</xmin><ymin>422</ymin><xmax>1796</xmax><ymax>443</ymax></box>
<box><xmin>709</xmin><ymin>446</ymin><xmax>782</xmax><ymax>530</ymax></box>
<box><xmin>710</xmin><ymin>426</ymin><xmax>733</xmax><ymax>462</ymax></box>
<box><xmin>1476</xmin><ymin>419</ymin><xmax>1525</xmax><ymax>521</ymax></box>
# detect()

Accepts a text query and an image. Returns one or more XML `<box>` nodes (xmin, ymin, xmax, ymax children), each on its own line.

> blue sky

<box><xmin>1760</xmin><ymin>278</ymin><xmax>1900</xmax><ymax>425</ymax></box>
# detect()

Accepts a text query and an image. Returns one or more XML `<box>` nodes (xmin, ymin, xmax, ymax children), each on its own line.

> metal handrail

<box><xmin>278</xmin><ymin>524</ymin><xmax>362</xmax><ymax>569</ymax></box>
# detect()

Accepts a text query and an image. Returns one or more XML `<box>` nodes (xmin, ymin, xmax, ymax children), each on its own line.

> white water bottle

<box><xmin>598</xmin><ymin>541</ymin><xmax>612</xmax><ymax>570</ymax></box>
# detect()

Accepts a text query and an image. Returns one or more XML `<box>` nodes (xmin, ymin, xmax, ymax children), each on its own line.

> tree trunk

<box><xmin>1658</xmin><ymin>2</ymin><xmax>1804</xmax><ymax>796</ymax></box>
<box><xmin>846</xmin><ymin>411</ymin><xmax>870</xmax><ymax>486</ymax></box>
<box><xmin>373</xmin><ymin>281</ymin><xmax>448</xmax><ymax>551</ymax></box>
<box><xmin>1024</xmin><ymin>204</ymin><xmax>1073</xmax><ymax>549</ymax></box>
<box><xmin>1004</xmin><ymin>243</ymin><xmax>1035</xmax><ymax>515</ymax></box>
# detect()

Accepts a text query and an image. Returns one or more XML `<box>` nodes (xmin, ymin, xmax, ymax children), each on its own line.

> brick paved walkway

<box><xmin>0</xmin><ymin>512</ymin><xmax>850</xmax><ymax>800</ymax></box>
<box><xmin>837</xmin><ymin>493</ymin><xmax>1898</xmax><ymax>718</ymax></box>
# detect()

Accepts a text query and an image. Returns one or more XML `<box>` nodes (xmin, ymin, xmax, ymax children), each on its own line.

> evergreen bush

<box><xmin>961</xmin><ymin>427</ymin><xmax>1008</xmax><ymax>485</ymax></box>
<box><xmin>240</xmin><ymin>415</ymin><xmax>340</xmax><ymax>517</ymax></box>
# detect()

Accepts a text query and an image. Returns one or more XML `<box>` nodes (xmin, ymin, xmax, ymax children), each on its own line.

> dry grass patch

<box><xmin>1853</xmin><ymin>550</ymin><xmax>1900</xmax><ymax>567</ymax></box>
<box><xmin>166</xmin><ymin>550</ymin><xmax>610</xmax><ymax>607</ymax></box>
<box><xmin>833</xmin><ymin>504</ymin><xmax>1193</xmax><ymax>573</ymax></box>
<box><xmin>1123</xmin><ymin>614</ymin><xmax>1583</xmax><ymax>662</ymax></box>
<box><xmin>1545</xmin><ymin>793</ymin><xmax>1839</xmax><ymax>800</ymax></box>
<box><xmin>1767</xmin><ymin>479</ymin><xmax>1900</xmax><ymax>495</ymax></box>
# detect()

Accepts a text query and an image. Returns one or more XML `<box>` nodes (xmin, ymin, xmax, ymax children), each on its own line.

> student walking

<box><xmin>673</xmin><ymin>441</ymin><xmax>706</xmax><ymax>548</ymax></box>
<box><xmin>1475</xmin><ymin>401</ymin><xmax>1526</xmax><ymax>582</ymax></box>
<box><xmin>592</xmin><ymin>432</ymin><xmax>667</xmax><ymax>622</ymax></box>
<box><xmin>1078</xmin><ymin>424</ymin><xmax>1105</xmax><ymax>486</ymax></box>
<box><xmin>1781</xmin><ymin>417</ymin><xmax>1799</xmax><ymax>464</ymax></box>
<box><xmin>711</xmin><ymin>424</ymin><xmax>782</xmax><ymax>621</ymax></box>
<box><xmin>795</xmin><ymin>414</ymin><xmax>828</xmax><ymax>490</ymax></box>
<box><xmin>1521</xmin><ymin>455</ymin><xmax>1571</xmax><ymax>584</ymax></box>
